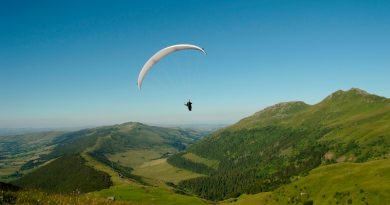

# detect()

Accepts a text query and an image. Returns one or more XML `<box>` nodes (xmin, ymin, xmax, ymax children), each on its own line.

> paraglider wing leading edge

<box><xmin>137</xmin><ymin>44</ymin><xmax>206</xmax><ymax>90</ymax></box>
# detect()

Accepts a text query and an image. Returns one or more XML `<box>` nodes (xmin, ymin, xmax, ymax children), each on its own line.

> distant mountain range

<box><xmin>0</xmin><ymin>127</ymin><xmax>89</xmax><ymax>136</ymax></box>
<box><xmin>0</xmin><ymin>124</ymin><xmax>227</xmax><ymax>137</ymax></box>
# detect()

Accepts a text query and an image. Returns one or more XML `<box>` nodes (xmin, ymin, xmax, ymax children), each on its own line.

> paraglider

<box><xmin>185</xmin><ymin>100</ymin><xmax>193</xmax><ymax>111</ymax></box>
<box><xmin>137</xmin><ymin>44</ymin><xmax>206</xmax><ymax>90</ymax></box>
<box><xmin>137</xmin><ymin>44</ymin><xmax>206</xmax><ymax>111</ymax></box>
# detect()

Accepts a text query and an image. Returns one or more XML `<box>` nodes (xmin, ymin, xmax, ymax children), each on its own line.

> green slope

<box><xmin>171</xmin><ymin>88</ymin><xmax>390</xmax><ymax>201</ymax></box>
<box><xmin>276</xmin><ymin>158</ymin><xmax>390</xmax><ymax>205</ymax></box>
<box><xmin>224</xmin><ymin>158</ymin><xmax>390</xmax><ymax>205</ymax></box>
<box><xmin>96</xmin><ymin>185</ymin><xmax>207</xmax><ymax>205</ymax></box>
<box><xmin>1</xmin><ymin>190</ymin><xmax>132</xmax><ymax>205</ymax></box>
<box><xmin>13</xmin><ymin>155</ymin><xmax>112</xmax><ymax>193</ymax></box>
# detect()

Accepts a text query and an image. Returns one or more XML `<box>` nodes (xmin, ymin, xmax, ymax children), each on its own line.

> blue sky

<box><xmin>1</xmin><ymin>0</ymin><xmax>389</xmax><ymax>128</ymax></box>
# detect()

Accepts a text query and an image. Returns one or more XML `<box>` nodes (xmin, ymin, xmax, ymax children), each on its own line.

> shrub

<box><xmin>304</xmin><ymin>200</ymin><xmax>314</xmax><ymax>205</ymax></box>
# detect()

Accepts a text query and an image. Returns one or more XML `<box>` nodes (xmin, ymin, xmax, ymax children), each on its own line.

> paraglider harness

<box><xmin>185</xmin><ymin>100</ymin><xmax>192</xmax><ymax>111</ymax></box>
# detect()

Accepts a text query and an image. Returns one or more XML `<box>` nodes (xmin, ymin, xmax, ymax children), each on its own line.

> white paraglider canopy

<box><xmin>137</xmin><ymin>44</ymin><xmax>206</xmax><ymax>90</ymax></box>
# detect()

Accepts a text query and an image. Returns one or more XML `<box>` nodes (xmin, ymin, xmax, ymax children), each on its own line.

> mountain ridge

<box><xmin>171</xmin><ymin>88</ymin><xmax>390</xmax><ymax>200</ymax></box>
<box><xmin>230</xmin><ymin>88</ymin><xmax>388</xmax><ymax>130</ymax></box>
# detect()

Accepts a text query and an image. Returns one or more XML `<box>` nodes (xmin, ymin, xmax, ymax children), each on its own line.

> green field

<box><xmin>107</xmin><ymin>147</ymin><xmax>176</xmax><ymax>168</ymax></box>
<box><xmin>133</xmin><ymin>158</ymin><xmax>203</xmax><ymax>184</ymax></box>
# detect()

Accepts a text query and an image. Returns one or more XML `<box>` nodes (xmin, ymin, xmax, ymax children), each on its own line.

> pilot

<box><xmin>184</xmin><ymin>100</ymin><xmax>193</xmax><ymax>111</ymax></box>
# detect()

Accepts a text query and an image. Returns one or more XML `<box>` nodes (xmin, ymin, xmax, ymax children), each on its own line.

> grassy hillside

<box><xmin>171</xmin><ymin>88</ymin><xmax>390</xmax><ymax>201</ymax></box>
<box><xmin>13</xmin><ymin>155</ymin><xmax>112</xmax><ymax>193</ymax></box>
<box><xmin>275</xmin><ymin>158</ymin><xmax>390</xmax><ymax>205</ymax></box>
<box><xmin>1</xmin><ymin>189</ymin><xmax>136</xmax><ymax>205</ymax></box>
<box><xmin>224</xmin><ymin>158</ymin><xmax>390</xmax><ymax>205</ymax></box>
<box><xmin>96</xmin><ymin>185</ymin><xmax>207</xmax><ymax>205</ymax></box>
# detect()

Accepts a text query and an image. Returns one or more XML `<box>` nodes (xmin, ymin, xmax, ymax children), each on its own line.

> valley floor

<box><xmin>82</xmin><ymin>151</ymin><xmax>209</xmax><ymax>205</ymax></box>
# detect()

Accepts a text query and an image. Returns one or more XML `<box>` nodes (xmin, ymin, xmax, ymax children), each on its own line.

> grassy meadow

<box><xmin>132</xmin><ymin>158</ymin><xmax>203</xmax><ymax>184</ymax></box>
<box><xmin>224</xmin><ymin>158</ymin><xmax>390</xmax><ymax>205</ymax></box>
<box><xmin>107</xmin><ymin>147</ymin><xmax>176</xmax><ymax>168</ymax></box>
